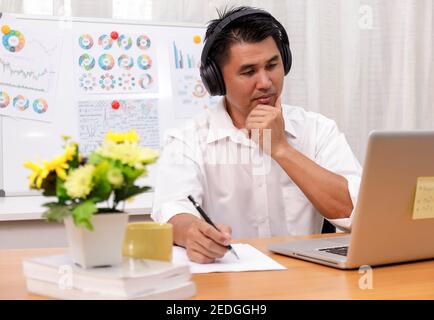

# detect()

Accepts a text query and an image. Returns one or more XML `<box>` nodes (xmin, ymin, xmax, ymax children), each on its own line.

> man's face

<box><xmin>221</xmin><ymin>36</ymin><xmax>285</xmax><ymax>117</ymax></box>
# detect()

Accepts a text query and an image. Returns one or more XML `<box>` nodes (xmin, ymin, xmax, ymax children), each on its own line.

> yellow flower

<box><xmin>96</xmin><ymin>141</ymin><xmax>158</xmax><ymax>169</ymax></box>
<box><xmin>44</xmin><ymin>156</ymin><xmax>70</xmax><ymax>180</ymax></box>
<box><xmin>107</xmin><ymin>168</ymin><xmax>124</xmax><ymax>188</ymax></box>
<box><xmin>64</xmin><ymin>164</ymin><xmax>95</xmax><ymax>199</ymax></box>
<box><xmin>105</xmin><ymin>130</ymin><xmax>139</xmax><ymax>144</ymax></box>
<box><xmin>23</xmin><ymin>142</ymin><xmax>77</xmax><ymax>189</ymax></box>
<box><xmin>23</xmin><ymin>161</ymin><xmax>43</xmax><ymax>188</ymax></box>
<box><xmin>63</xmin><ymin>143</ymin><xmax>77</xmax><ymax>162</ymax></box>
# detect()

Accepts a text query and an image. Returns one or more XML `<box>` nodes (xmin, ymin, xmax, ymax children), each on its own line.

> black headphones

<box><xmin>200</xmin><ymin>8</ymin><xmax>292</xmax><ymax>96</ymax></box>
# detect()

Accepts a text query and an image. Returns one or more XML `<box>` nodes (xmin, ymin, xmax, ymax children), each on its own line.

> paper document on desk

<box><xmin>172</xmin><ymin>243</ymin><xmax>286</xmax><ymax>273</ymax></box>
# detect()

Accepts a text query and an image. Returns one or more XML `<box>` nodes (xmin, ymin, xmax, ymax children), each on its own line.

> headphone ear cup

<box><xmin>200</xmin><ymin>59</ymin><xmax>226</xmax><ymax>96</ymax></box>
<box><xmin>281</xmin><ymin>43</ymin><xmax>292</xmax><ymax>75</ymax></box>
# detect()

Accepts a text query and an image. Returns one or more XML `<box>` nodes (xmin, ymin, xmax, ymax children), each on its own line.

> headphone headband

<box><xmin>201</xmin><ymin>9</ymin><xmax>272</xmax><ymax>66</ymax></box>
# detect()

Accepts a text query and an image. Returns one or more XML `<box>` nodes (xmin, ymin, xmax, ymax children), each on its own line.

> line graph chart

<box><xmin>27</xmin><ymin>38</ymin><xmax>59</xmax><ymax>56</ymax></box>
<box><xmin>0</xmin><ymin>56</ymin><xmax>49</xmax><ymax>92</ymax></box>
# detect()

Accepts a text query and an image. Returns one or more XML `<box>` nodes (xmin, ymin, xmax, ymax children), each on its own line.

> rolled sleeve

<box><xmin>157</xmin><ymin>199</ymin><xmax>200</xmax><ymax>224</ymax></box>
<box><xmin>327</xmin><ymin>174</ymin><xmax>361</xmax><ymax>232</ymax></box>
<box><xmin>315</xmin><ymin>116</ymin><xmax>362</xmax><ymax>232</ymax></box>
<box><xmin>151</xmin><ymin>130</ymin><xmax>204</xmax><ymax>223</ymax></box>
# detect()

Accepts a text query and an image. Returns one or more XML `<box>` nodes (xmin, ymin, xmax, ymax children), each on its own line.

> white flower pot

<box><xmin>64</xmin><ymin>213</ymin><xmax>129</xmax><ymax>268</ymax></box>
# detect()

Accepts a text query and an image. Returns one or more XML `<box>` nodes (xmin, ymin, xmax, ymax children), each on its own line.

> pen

<box><xmin>187</xmin><ymin>195</ymin><xmax>239</xmax><ymax>260</ymax></box>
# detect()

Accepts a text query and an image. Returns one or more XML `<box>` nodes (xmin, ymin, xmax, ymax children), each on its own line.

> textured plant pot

<box><xmin>64</xmin><ymin>213</ymin><xmax>129</xmax><ymax>268</ymax></box>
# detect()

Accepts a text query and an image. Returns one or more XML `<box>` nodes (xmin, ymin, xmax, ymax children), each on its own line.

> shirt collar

<box><xmin>206</xmin><ymin>99</ymin><xmax>238</xmax><ymax>144</ymax></box>
<box><xmin>206</xmin><ymin>98</ymin><xmax>298</xmax><ymax>144</ymax></box>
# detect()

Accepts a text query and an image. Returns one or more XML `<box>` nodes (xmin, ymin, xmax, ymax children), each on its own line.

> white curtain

<box><xmin>1</xmin><ymin>0</ymin><xmax>432</xmax><ymax>161</ymax></box>
<box><xmin>283</xmin><ymin>0</ymin><xmax>434</xmax><ymax>161</ymax></box>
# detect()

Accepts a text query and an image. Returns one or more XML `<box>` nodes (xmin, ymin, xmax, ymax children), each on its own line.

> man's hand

<box><xmin>245</xmin><ymin>96</ymin><xmax>289</xmax><ymax>157</ymax></box>
<box><xmin>169</xmin><ymin>213</ymin><xmax>232</xmax><ymax>264</ymax></box>
<box><xmin>185</xmin><ymin>219</ymin><xmax>232</xmax><ymax>264</ymax></box>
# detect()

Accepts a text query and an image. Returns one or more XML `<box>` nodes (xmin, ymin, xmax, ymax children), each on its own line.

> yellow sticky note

<box><xmin>413</xmin><ymin>177</ymin><xmax>434</xmax><ymax>220</ymax></box>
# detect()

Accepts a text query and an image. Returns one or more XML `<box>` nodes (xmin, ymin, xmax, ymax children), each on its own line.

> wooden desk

<box><xmin>1</xmin><ymin>233</ymin><xmax>434</xmax><ymax>300</ymax></box>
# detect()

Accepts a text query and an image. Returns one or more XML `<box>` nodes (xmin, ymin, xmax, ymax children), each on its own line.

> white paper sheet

<box><xmin>0</xmin><ymin>14</ymin><xmax>62</xmax><ymax>122</ymax></box>
<box><xmin>172</xmin><ymin>243</ymin><xmax>286</xmax><ymax>274</ymax></box>
<box><xmin>78</xmin><ymin>98</ymin><xmax>159</xmax><ymax>154</ymax></box>
<box><xmin>168</xmin><ymin>34</ymin><xmax>219</xmax><ymax>119</ymax></box>
<box><xmin>73</xmin><ymin>31</ymin><xmax>158</xmax><ymax>94</ymax></box>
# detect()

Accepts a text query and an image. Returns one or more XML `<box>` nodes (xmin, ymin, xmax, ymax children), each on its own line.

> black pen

<box><xmin>187</xmin><ymin>195</ymin><xmax>239</xmax><ymax>260</ymax></box>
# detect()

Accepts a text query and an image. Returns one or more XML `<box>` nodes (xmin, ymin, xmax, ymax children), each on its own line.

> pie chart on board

<box><xmin>98</xmin><ymin>54</ymin><xmax>115</xmax><ymax>71</ymax></box>
<box><xmin>79</xmin><ymin>34</ymin><xmax>94</xmax><ymax>49</ymax></box>
<box><xmin>79</xmin><ymin>53</ymin><xmax>95</xmax><ymax>70</ymax></box>
<box><xmin>32</xmin><ymin>99</ymin><xmax>48</xmax><ymax>114</ymax></box>
<box><xmin>2</xmin><ymin>29</ymin><xmax>25</xmax><ymax>52</ymax></box>
<box><xmin>13</xmin><ymin>95</ymin><xmax>29</xmax><ymax>111</ymax></box>
<box><xmin>117</xmin><ymin>35</ymin><xmax>132</xmax><ymax>50</ymax></box>
<box><xmin>137</xmin><ymin>54</ymin><xmax>152</xmax><ymax>70</ymax></box>
<box><xmin>98</xmin><ymin>34</ymin><xmax>113</xmax><ymax>50</ymax></box>
<box><xmin>0</xmin><ymin>92</ymin><xmax>10</xmax><ymax>108</ymax></box>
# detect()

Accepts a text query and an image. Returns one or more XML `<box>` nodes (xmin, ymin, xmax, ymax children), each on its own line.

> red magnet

<box><xmin>111</xmin><ymin>100</ymin><xmax>120</xmax><ymax>110</ymax></box>
<box><xmin>110</xmin><ymin>31</ymin><xmax>119</xmax><ymax>40</ymax></box>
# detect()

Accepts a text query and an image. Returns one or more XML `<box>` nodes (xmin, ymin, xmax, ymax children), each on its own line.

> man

<box><xmin>152</xmin><ymin>6</ymin><xmax>362</xmax><ymax>264</ymax></box>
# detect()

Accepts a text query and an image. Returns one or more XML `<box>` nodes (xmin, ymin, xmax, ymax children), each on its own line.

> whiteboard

<box><xmin>0</xmin><ymin>14</ymin><xmax>217</xmax><ymax>195</ymax></box>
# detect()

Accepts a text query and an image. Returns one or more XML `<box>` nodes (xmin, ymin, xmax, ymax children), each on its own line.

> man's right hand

<box><xmin>168</xmin><ymin>213</ymin><xmax>232</xmax><ymax>264</ymax></box>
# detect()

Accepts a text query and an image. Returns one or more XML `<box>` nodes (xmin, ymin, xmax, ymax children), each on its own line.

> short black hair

<box><xmin>204</xmin><ymin>6</ymin><xmax>285</xmax><ymax>68</ymax></box>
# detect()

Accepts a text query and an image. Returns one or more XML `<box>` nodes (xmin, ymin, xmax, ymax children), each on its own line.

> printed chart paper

<box><xmin>74</xmin><ymin>31</ymin><xmax>158</xmax><ymax>94</ymax></box>
<box><xmin>0</xmin><ymin>14</ymin><xmax>62</xmax><ymax>121</ymax></box>
<box><xmin>78</xmin><ymin>99</ymin><xmax>159</xmax><ymax>154</ymax></box>
<box><xmin>169</xmin><ymin>33</ymin><xmax>219</xmax><ymax>119</ymax></box>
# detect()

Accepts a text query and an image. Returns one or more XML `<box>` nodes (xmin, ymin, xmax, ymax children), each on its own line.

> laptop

<box><xmin>268</xmin><ymin>131</ymin><xmax>434</xmax><ymax>269</ymax></box>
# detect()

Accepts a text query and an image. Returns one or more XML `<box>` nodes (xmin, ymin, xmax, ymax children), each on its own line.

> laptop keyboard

<box><xmin>318</xmin><ymin>246</ymin><xmax>348</xmax><ymax>256</ymax></box>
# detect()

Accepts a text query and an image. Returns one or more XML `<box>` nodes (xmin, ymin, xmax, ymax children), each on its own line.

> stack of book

<box><xmin>22</xmin><ymin>254</ymin><xmax>195</xmax><ymax>300</ymax></box>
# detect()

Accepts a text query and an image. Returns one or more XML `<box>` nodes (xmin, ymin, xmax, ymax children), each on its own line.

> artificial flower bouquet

<box><xmin>24</xmin><ymin>130</ymin><xmax>158</xmax><ymax>230</ymax></box>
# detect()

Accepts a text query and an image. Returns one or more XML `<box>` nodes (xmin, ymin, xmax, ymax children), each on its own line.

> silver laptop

<box><xmin>268</xmin><ymin>131</ymin><xmax>434</xmax><ymax>269</ymax></box>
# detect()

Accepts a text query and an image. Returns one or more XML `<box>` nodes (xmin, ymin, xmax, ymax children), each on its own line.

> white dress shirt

<box><xmin>152</xmin><ymin>98</ymin><xmax>362</xmax><ymax>238</ymax></box>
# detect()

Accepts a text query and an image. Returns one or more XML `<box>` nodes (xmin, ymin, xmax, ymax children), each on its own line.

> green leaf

<box><xmin>42</xmin><ymin>202</ymin><xmax>60</xmax><ymax>208</ymax></box>
<box><xmin>72</xmin><ymin>200</ymin><xmax>97</xmax><ymax>231</ymax></box>
<box><xmin>55</xmin><ymin>177</ymin><xmax>70</xmax><ymax>204</ymax></box>
<box><xmin>42</xmin><ymin>203</ymin><xmax>72</xmax><ymax>223</ymax></box>
<box><xmin>88</xmin><ymin>178</ymin><xmax>112</xmax><ymax>202</ymax></box>
<box><xmin>122</xmin><ymin>165</ymin><xmax>144</xmax><ymax>184</ymax></box>
<box><xmin>87</xmin><ymin>153</ymin><xmax>104</xmax><ymax>165</ymax></box>
<box><xmin>87</xmin><ymin>161</ymin><xmax>113</xmax><ymax>202</ymax></box>
<box><xmin>68</xmin><ymin>145</ymin><xmax>80</xmax><ymax>169</ymax></box>
<box><xmin>114</xmin><ymin>185</ymin><xmax>150</xmax><ymax>204</ymax></box>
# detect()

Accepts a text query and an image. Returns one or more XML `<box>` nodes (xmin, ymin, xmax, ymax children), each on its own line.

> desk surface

<box><xmin>1</xmin><ymin>233</ymin><xmax>434</xmax><ymax>300</ymax></box>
